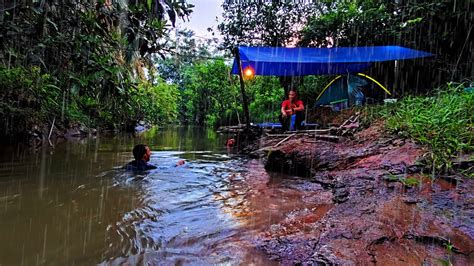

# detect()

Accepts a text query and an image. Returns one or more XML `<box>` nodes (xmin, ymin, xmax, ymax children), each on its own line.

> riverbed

<box><xmin>0</xmin><ymin>127</ymin><xmax>316</xmax><ymax>265</ymax></box>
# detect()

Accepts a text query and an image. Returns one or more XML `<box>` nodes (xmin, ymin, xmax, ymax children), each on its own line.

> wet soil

<box><xmin>243</xmin><ymin>122</ymin><xmax>474</xmax><ymax>265</ymax></box>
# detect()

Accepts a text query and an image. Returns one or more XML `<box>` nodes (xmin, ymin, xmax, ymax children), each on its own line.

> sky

<box><xmin>177</xmin><ymin>0</ymin><xmax>223</xmax><ymax>40</ymax></box>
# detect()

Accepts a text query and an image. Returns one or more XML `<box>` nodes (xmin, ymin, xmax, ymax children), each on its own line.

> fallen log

<box><xmin>337</xmin><ymin>113</ymin><xmax>360</xmax><ymax>136</ymax></box>
<box><xmin>266</xmin><ymin>133</ymin><xmax>298</xmax><ymax>137</ymax></box>
<box><xmin>337</xmin><ymin>115</ymin><xmax>355</xmax><ymax>131</ymax></box>
<box><xmin>285</xmin><ymin>129</ymin><xmax>332</xmax><ymax>134</ymax></box>
<box><xmin>304</xmin><ymin>134</ymin><xmax>342</xmax><ymax>142</ymax></box>
<box><xmin>266</xmin><ymin>129</ymin><xmax>332</xmax><ymax>137</ymax></box>
<box><xmin>273</xmin><ymin>133</ymin><xmax>296</xmax><ymax>147</ymax></box>
<box><xmin>217</xmin><ymin>124</ymin><xmax>247</xmax><ymax>133</ymax></box>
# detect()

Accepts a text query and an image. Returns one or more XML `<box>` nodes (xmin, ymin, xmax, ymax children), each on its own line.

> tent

<box><xmin>314</xmin><ymin>73</ymin><xmax>390</xmax><ymax>109</ymax></box>
<box><xmin>231</xmin><ymin>46</ymin><xmax>434</xmax><ymax>126</ymax></box>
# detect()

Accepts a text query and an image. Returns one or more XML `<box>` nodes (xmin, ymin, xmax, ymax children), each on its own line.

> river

<box><xmin>0</xmin><ymin>127</ymin><xmax>316</xmax><ymax>265</ymax></box>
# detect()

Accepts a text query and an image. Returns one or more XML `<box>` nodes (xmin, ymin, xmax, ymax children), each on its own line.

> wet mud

<box><xmin>243</xmin><ymin>122</ymin><xmax>474</xmax><ymax>265</ymax></box>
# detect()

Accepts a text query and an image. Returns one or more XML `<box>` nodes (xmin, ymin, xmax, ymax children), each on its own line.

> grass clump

<box><xmin>366</xmin><ymin>82</ymin><xmax>473</xmax><ymax>174</ymax></box>
<box><xmin>400</xmin><ymin>177</ymin><xmax>421</xmax><ymax>187</ymax></box>
<box><xmin>384</xmin><ymin>174</ymin><xmax>421</xmax><ymax>187</ymax></box>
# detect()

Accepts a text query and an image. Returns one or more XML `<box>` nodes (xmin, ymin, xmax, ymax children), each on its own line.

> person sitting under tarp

<box><xmin>279</xmin><ymin>90</ymin><xmax>305</xmax><ymax>131</ymax></box>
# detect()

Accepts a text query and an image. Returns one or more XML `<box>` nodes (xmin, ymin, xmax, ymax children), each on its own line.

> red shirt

<box><xmin>282</xmin><ymin>99</ymin><xmax>304</xmax><ymax>113</ymax></box>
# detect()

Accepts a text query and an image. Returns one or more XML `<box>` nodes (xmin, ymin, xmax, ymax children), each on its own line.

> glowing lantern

<box><xmin>243</xmin><ymin>67</ymin><xmax>254</xmax><ymax>78</ymax></box>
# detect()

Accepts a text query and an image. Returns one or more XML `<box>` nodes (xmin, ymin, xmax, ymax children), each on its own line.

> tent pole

<box><xmin>233</xmin><ymin>47</ymin><xmax>251</xmax><ymax>128</ymax></box>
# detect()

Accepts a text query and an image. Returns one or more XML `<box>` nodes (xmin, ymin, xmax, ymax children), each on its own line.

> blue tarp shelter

<box><xmin>231</xmin><ymin>46</ymin><xmax>433</xmax><ymax>127</ymax></box>
<box><xmin>232</xmin><ymin>46</ymin><xmax>433</xmax><ymax>76</ymax></box>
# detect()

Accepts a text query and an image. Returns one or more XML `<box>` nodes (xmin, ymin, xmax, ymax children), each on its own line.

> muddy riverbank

<box><xmin>241</xmin><ymin>122</ymin><xmax>474</xmax><ymax>265</ymax></box>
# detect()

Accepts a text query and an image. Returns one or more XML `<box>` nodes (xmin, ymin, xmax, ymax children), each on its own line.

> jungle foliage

<box><xmin>156</xmin><ymin>50</ymin><xmax>285</xmax><ymax>127</ymax></box>
<box><xmin>365</xmin><ymin>82</ymin><xmax>473</xmax><ymax>175</ymax></box>
<box><xmin>155</xmin><ymin>30</ymin><xmax>286</xmax><ymax>127</ymax></box>
<box><xmin>0</xmin><ymin>0</ymin><xmax>192</xmax><ymax>138</ymax></box>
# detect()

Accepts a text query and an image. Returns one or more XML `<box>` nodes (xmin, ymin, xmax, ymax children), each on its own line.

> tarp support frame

<box><xmin>356</xmin><ymin>73</ymin><xmax>392</xmax><ymax>95</ymax></box>
<box><xmin>233</xmin><ymin>47</ymin><xmax>251</xmax><ymax>128</ymax></box>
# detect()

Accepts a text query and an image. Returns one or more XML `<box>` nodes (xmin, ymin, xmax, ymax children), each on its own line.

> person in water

<box><xmin>279</xmin><ymin>90</ymin><xmax>305</xmax><ymax>131</ymax></box>
<box><xmin>125</xmin><ymin>144</ymin><xmax>184</xmax><ymax>171</ymax></box>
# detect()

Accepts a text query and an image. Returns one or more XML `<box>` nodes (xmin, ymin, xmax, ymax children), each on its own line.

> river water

<box><xmin>0</xmin><ymin>127</ymin><xmax>315</xmax><ymax>265</ymax></box>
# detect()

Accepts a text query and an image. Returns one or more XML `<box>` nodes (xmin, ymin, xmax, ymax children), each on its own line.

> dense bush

<box><xmin>180</xmin><ymin>60</ymin><xmax>241</xmax><ymax>126</ymax></box>
<box><xmin>128</xmin><ymin>78</ymin><xmax>179</xmax><ymax>126</ymax></box>
<box><xmin>366</xmin><ymin>82</ymin><xmax>473</xmax><ymax>174</ymax></box>
<box><xmin>0</xmin><ymin>1</ymin><xmax>191</xmax><ymax>136</ymax></box>
<box><xmin>0</xmin><ymin>67</ymin><xmax>60</xmax><ymax>136</ymax></box>
<box><xmin>246</xmin><ymin>76</ymin><xmax>284</xmax><ymax>123</ymax></box>
<box><xmin>0</xmin><ymin>65</ymin><xmax>179</xmax><ymax>136</ymax></box>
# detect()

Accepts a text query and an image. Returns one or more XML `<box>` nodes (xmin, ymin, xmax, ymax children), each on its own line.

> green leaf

<box><xmin>147</xmin><ymin>0</ymin><xmax>153</xmax><ymax>11</ymax></box>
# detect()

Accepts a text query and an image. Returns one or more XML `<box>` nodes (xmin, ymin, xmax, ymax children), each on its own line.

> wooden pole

<box><xmin>233</xmin><ymin>47</ymin><xmax>251</xmax><ymax>128</ymax></box>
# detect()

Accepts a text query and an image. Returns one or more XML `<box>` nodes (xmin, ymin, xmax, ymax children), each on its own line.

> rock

<box><xmin>264</xmin><ymin>149</ymin><xmax>312</xmax><ymax>177</ymax></box>
<box><xmin>402</xmin><ymin>196</ymin><xmax>419</xmax><ymax>204</ymax></box>
<box><xmin>79</xmin><ymin>126</ymin><xmax>88</xmax><ymax>135</ymax></box>
<box><xmin>311</xmin><ymin>173</ymin><xmax>335</xmax><ymax>189</ymax></box>
<box><xmin>359</xmin><ymin>204</ymin><xmax>375</xmax><ymax>214</ymax></box>
<box><xmin>392</xmin><ymin>139</ymin><xmax>404</xmax><ymax>146</ymax></box>
<box><xmin>27</xmin><ymin>126</ymin><xmax>44</xmax><ymax>147</ymax></box>
<box><xmin>407</xmin><ymin>164</ymin><xmax>422</xmax><ymax>173</ymax></box>
<box><xmin>332</xmin><ymin>188</ymin><xmax>349</xmax><ymax>203</ymax></box>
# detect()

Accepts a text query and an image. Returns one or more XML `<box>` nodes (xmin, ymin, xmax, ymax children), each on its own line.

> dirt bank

<box><xmin>243</xmin><ymin>122</ymin><xmax>474</xmax><ymax>265</ymax></box>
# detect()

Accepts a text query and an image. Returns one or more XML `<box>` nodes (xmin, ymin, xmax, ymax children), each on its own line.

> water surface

<box><xmin>0</xmin><ymin>127</ymin><xmax>312</xmax><ymax>265</ymax></box>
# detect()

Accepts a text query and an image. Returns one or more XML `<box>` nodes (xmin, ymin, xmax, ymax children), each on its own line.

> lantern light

<box><xmin>244</xmin><ymin>67</ymin><xmax>254</xmax><ymax>77</ymax></box>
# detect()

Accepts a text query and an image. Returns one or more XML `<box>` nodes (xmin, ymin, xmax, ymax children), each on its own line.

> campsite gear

<box><xmin>355</xmin><ymin>92</ymin><xmax>364</xmax><ymax>106</ymax></box>
<box><xmin>348</xmin><ymin>75</ymin><xmax>368</xmax><ymax>105</ymax></box>
<box><xmin>329</xmin><ymin>99</ymin><xmax>348</xmax><ymax>111</ymax></box>
<box><xmin>255</xmin><ymin>122</ymin><xmax>282</xmax><ymax>129</ymax></box>
<box><xmin>231</xmin><ymin>46</ymin><xmax>433</xmax><ymax>127</ymax></box>
<box><xmin>384</xmin><ymin>99</ymin><xmax>398</xmax><ymax>104</ymax></box>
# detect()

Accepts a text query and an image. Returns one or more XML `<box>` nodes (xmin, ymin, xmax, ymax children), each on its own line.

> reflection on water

<box><xmin>0</xmin><ymin>127</ymin><xmax>314</xmax><ymax>265</ymax></box>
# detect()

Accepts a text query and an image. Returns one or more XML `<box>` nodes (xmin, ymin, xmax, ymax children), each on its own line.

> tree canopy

<box><xmin>0</xmin><ymin>0</ymin><xmax>193</xmax><ymax>137</ymax></box>
<box><xmin>218</xmin><ymin>1</ymin><xmax>316</xmax><ymax>49</ymax></box>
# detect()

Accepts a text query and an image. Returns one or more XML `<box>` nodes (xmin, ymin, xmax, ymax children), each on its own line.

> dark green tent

<box><xmin>314</xmin><ymin>74</ymin><xmax>390</xmax><ymax>110</ymax></box>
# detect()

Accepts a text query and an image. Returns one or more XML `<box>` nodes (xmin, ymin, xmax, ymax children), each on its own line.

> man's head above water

<box><xmin>133</xmin><ymin>144</ymin><xmax>151</xmax><ymax>162</ymax></box>
<box><xmin>126</xmin><ymin>144</ymin><xmax>184</xmax><ymax>170</ymax></box>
